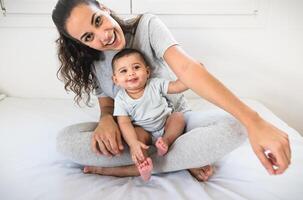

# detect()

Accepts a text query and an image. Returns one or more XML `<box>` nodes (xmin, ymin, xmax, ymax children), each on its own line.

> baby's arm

<box><xmin>117</xmin><ymin>116</ymin><xmax>138</xmax><ymax>146</ymax></box>
<box><xmin>167</xmin><ymin>79</ymin><xmax>188</xmax><ymax>94</ymax></box>
<box><xmin>117</xmin><ymin>116</ymin><xmax>149</xmax><ymax>164</ymax></box>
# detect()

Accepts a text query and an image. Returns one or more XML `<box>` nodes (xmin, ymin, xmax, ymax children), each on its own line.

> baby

<box><xmin>112</xmin><ymin>48</ymin><xmax>188</xmax><ymax>181</ymax></box>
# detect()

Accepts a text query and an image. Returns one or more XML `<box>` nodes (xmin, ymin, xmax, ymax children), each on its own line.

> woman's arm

<box><xmin>98</xmin><ymin>97</ymin><xmax>115</xmax><ymax>119</ymax></box>
<box><xmin>92</xmin><ymin>97</ymin><xmax>124</xmax><ymax>156</ymax></box>
<box><xmin>167</xmin><ymin>79</ymin><xmax>188</xmax><ymax>94</ymax></box>
<box><xmin>163</xmin><ymin>45</ymin><xmax>291</xmax><ymax>175</ymax></box>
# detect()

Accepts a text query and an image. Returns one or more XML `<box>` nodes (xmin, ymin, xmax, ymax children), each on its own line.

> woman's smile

<box><xmin>107</xmin><ymin>31</ymin><xmax>116</xmax><ymax>46</ymax></box>
<box><xmin>109</xmin><ymin>31</ymin><xmax>121</xmax><ymax>49</ymax></box>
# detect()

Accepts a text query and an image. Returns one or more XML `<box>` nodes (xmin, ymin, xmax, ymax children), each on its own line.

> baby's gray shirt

<box><xmin>113</xmin><ymin>78</ymin><xmax>172</xmax><ymax>132</ymax></box>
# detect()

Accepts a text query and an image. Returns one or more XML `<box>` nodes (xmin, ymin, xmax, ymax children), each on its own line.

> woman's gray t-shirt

<box><xmin>93</xmin><ymin>13</ymin><xmax>190</xmax><ymax>112</ymax></box>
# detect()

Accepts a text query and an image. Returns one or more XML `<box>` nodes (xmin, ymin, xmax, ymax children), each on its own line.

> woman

<box><xmin>52</xmin><ymin>0</ymin><xmax>291</xmax><ymax>181</ymax></box>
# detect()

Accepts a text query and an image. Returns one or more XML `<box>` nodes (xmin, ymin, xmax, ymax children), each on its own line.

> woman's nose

<box><xmin>96</xmin><ymin>30</ymin><xmax>110</xmax><ymax>45</ymax></box>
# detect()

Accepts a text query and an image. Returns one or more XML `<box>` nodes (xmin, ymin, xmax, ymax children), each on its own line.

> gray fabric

<box><xmin>114</xmin><ymin>78</ymin><xmax>172</xmax><ymax>132</ymax></box>
<box><xmin>57</xmin><ymin>109</ymin><xmax>247</xmax><ymax>173</ymax></box>
<box><xmin>93</xmin><ymin>13</ymin><xmax>190</xmax><ymax>112</ymax></box>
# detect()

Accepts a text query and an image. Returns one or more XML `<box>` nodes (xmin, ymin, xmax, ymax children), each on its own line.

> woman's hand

<box><xmin>129</xmin><ymin>141</ymin><xmax>149</xmax><ymax>164</ymax></box>
<box><xmin>247</xmin><ymin>117</ymin><xmax>291</xmax><ymax>175</ymax></box>
<box><xmin>92</xmin><ymin>115</ymin><xmax>124</xmax><ymax>156</ymax></box>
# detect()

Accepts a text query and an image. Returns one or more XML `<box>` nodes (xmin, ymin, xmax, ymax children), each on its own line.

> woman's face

<box><xmin>65</xmin><ymin>4</ymin><xmax>126</xmax><ymax>51</ymax></box>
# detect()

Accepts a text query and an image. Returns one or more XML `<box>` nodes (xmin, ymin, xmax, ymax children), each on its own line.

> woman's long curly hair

<box><xmin>52</xmin><ymin>0</ymin><xmax>141</xmax><ymax>106</ymax></box>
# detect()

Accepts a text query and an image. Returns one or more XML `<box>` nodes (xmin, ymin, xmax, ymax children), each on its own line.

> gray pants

<box><xmin>57</xmin><ymin>110</ymin><xmax>247</xmax><ymax>173</ymax></box>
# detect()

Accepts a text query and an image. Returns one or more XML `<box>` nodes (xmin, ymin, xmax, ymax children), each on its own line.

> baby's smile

<box><xmin>127</xmin><ymin>77</ymin><xmax>139</xmax><ymax>83</ymax></box>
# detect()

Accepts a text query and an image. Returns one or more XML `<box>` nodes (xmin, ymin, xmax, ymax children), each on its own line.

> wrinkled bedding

<box><xmin>0</xmin><ymin>97</ymin><xmax>302</xmax><ymax>200</ymax></box>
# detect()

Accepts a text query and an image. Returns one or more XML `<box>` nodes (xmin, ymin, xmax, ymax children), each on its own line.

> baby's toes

<box><xmin>156</xmin><ymin>139</ymin><xmax>162</xmax><ymax>146</ymax></box>
<box><xmin>160</xmin><ymin>141</ymin><xmax>166</xmax><ymax>148</ymax></box>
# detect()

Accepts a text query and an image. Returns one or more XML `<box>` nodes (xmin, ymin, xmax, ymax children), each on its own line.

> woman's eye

<box><xmin>95</xmin><ymin>16</ymin><xmax>102</xmax><ymax>27</ymax></box>
<box><xmin>85</xmin><ymin>33</ymin><xmax>94</xmax><ymax>42</ymax></box>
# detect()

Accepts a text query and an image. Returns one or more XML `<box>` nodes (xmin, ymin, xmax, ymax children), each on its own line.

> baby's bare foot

<box><xmin>137</xmin><ymin>157</ymin><xmax>153</xmax><ymax>181</ymax></box>
<box><xmin>155</xmin><ymin>137</ymin><xmax>168</xmax><ymax>156</ymax></box>
<box><xmin>188</xmin><ymin>165</ymin><xmax>214</xmax><ymax>182</ymax></box>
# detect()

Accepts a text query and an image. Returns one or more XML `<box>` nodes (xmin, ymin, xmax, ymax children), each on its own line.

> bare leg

<box><xmin>156</xmin><ymin>112</ymin><xmax>185</xmax><ymax>156</ymax></box>
<box><xmin>84</xmin><ymin>164</ymin><xmax>139</xmax><ymax>177</ymax></box>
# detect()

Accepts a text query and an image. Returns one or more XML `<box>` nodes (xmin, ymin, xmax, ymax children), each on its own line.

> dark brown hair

<box><xmin>111</xmin><ymin>48</ymin><xmax>149</xmax><ymax>72</ymax></box>
<box><xmin>52</xmin><ymin>0</ymin><xmax>141</xmax><ymax>106</ymax></box>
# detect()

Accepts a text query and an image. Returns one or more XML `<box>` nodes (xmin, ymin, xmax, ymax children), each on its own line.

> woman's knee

<box><xmin>56</xmin><ymin>125</ymin><xmax>72</xmax><ymax>155</ymax></box>
<box><xmin>183</xmin><ymin>110</ymin><xmax>247</xmax><ymax>143</ymax></box>
<box><xmin>56</xmin><ymin>122</ymin><xmax>97</xmax><ymax>155</ymax></box>
<box><xmin>184</xmin><ymin>110</ymin><xmax>239</xmax><ymax>131</ymax></box>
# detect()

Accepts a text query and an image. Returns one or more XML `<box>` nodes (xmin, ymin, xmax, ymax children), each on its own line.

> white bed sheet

<box><xmin>0</xmin><ymin>97</ymin><xmax>302</xmax><ymax>200</ymax></box>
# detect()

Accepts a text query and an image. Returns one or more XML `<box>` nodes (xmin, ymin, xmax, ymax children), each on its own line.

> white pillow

<box><xmin>0</xmin><ymin>94</ymin><xmax>6</xmax><ymax>101</ymax></box>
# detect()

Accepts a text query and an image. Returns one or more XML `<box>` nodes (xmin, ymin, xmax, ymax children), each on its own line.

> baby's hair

<box><xmin>112</xmin><ymin>48</ymin><xmax>149</xmax><ymax>71</ymax></box>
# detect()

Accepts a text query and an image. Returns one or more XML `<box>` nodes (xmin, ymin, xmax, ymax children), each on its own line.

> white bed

<box><xmin>0</xmin><ymin>97</ymin><xmax>302</xmax><ymax>200</ymax></box>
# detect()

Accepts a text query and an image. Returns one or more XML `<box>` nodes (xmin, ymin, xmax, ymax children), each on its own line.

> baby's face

<box><xmin>112</xmin><ymin>53</ymin><xmax>150</xmax><ymax>92</ymax></box>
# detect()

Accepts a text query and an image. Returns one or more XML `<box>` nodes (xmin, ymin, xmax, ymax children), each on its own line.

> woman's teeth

<box><xmin>107</xmin><ymin>32</ymin><xmax>116</xmax><ymax>45</ymax></box>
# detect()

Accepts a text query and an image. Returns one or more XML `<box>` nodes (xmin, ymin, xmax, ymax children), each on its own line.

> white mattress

<box><xmin>0</xmin><ymin>97</ymin><xmax>302</xmax><ymax>200</ymax></box>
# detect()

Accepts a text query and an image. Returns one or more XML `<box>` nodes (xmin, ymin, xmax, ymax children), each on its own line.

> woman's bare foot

<box><xmin>137</xmin><ymin>157</ymin><xmax>153</xmax><ymax>181</ymax></box>
<box><xmin>155</xmin><ymin>137</ymin><xmax>169</xmax><ymax>156</ymax></box>
<box><xmin>188</xmin><ymin>165</ymin><xmax>214</xmax><ymax>181</ymax></box>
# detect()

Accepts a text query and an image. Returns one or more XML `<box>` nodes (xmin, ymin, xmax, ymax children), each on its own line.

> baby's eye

<box><xmin>134</xmin><ymin>65</ymin><xmax>141</xmax><ymax>70</ymax></box>
<box><xmin>95</xmin><ymin>16</ymin><xmax>102</xmax><ymax>27</ymax></box>
<box><xmin>120</xmin><ymin>69</ymin><xmax>127</xmax><ymax>74</ymax></box>
<box><xmin>85</xmin><ymin>33</ymin><xmax>94</xmax><ymax>42</ymax></box>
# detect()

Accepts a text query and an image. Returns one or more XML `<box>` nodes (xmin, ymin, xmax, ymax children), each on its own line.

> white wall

<box><xmin>0</xmin><ymin>0</ymin><xmax>302</xmax><ymax>134</ymax></box>
<box><xmin>168</xmin><ymin>0</ymin><xmax>303</xmax><ymax>134</ymax></box>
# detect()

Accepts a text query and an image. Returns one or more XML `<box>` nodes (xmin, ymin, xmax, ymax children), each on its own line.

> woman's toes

<box><xmin>83</xmin><ymin>166</ymin><xmax>91</xmax><ymax>173</ymax></box>
<box><xmin>199</xmin><ymin>171</ymin><xmax>209</xmax><ymax>181</ymax></box>
<box><xmin>198</xmin><ymin>173</ymin><xmax>207</xmax><ymax>181</ymax></box>
<box><xmin>204</xmin><ymin>165</ymin><xmax>214</xmax><ymax>177</ymax></box>
<box><xmin>188</xmin><ymin>165</ymin><xmax>214</xmax><ymax>182</ymax></box>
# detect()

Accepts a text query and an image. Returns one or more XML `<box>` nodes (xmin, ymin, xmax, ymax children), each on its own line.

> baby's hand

<box><xmin>129</xmin><ymin>141</ymin><xmax>149</xmax><ymax>164</ymax></box>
